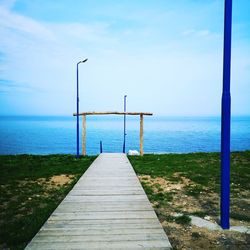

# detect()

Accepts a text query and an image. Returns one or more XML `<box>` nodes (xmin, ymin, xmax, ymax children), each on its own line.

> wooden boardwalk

<box><xmin>26</xmin><ymin>153</ymin><xmax>171</xmax><ymax>249</ymax></box>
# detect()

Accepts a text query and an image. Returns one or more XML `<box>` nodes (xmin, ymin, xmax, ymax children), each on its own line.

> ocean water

<box><xmin>0</xmin><ymin>116</ymin><xmax>249</xmax><ymax>155</ymax></box>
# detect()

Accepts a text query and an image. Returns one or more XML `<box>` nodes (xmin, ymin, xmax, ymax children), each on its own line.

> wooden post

<box><xmin>140</xmin><ymin>114</ymin><xmax>144</xmax><ymax>156</ymax></box>
<box><xmin>82</xmin><ymin>115</ymin><xmax>86</xmax><ymax>156</ymax></box>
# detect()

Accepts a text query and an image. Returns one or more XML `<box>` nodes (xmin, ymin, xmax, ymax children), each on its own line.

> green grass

<box><xmin>129</xmin><ymin>151</ymin><xmax>250</xmax><ymax>223</ymax></box>
<box><xmin>191</xmin><ymin>232</ymin><xmax>201</xmax><ymax>239</ymax></box>
<box><xmin>0</xmin><ymin>154</ymin><xmax>95</xmax><ymax>250</ymax></box>
<box><xmin>141</xmin><ymin>181</ymin><xmax>173</xmax><ymax>206</ymax></box>
<box><xmin>1</xmin><ymin>152</ymin><xmax>249</xmax><ymax>249</ymax></box>
<box><xmin>231</xmin><ymin>212</ymin><xmax>250</xmax><ymax>222</ymax></box>
<box><xmin>175</xmin><ymin>215</ymin><xmax>191</xmax><ymax>225</ymax></box>
<box><xmin>185</xmin><ymin>184</ymin><xmax>204</xmax><ymax>198</ymax></box>
<box><xmin>129</xmin><ymin>151</ymin><xmax>250</xmax><ymax>194</ymax></box>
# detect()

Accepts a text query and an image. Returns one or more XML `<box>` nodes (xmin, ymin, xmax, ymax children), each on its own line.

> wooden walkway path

<box><xmin>26</xmin><ymin>153</ymin><xmax>171</xmax><ymax>249</ymax></box>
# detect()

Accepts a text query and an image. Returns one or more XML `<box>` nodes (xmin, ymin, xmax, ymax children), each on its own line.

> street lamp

<box><xmin>123</xmin><ymin>95</ymin><xmax>127</xmax><ymax>153</ymax></box>
<box><xmin>76</xmin><ymin>58</ymin><xmax>88</xmax><ymax>158</ymax></box>
<box><xmin>221</xmin><ymin>0</ymin><xmax>232</xmax><ymax>229</ymax></box>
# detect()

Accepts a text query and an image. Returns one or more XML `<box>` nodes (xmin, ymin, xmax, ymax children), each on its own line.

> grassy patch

<box><xmin>131</xmin><ymin>152</ymin><xmax>250</xmax><ymax>221</ymax></box>
<box><xmin>141</xmin><ymin>181</ymin><xmax>173</xmax><ymax>205</ymax></box>
<box><xmin>129</xmin><ymin>151</ymin><xmax>250</xmax><ymax>195</ymax></box>
<box><xmin>191</xmin><ymin>232</ymin><xmax>201</xmax><ymax>239</ymax></box>
<box><xmin>185</xmin><ymin>184</ymin><xmax>204</xmax><ymax>198</ymax></box>
<box><xmin>231</xmin><ymin>212</ymin><xmax>250</xmax><ymax>222</ymax></box>
<box><xmin>0</xmin><ymin>154</ymin><xmax>95</xmax><ymax>250</ymax></box>
<box><xmin>175</xmin><ymin>215</ymin><xmax>191</xmax><ymax>225</ymax></box>
<box><xmin>129</xmin><ymin>151</ymin><xmax>250</xmax><ymax>249</ymax></box>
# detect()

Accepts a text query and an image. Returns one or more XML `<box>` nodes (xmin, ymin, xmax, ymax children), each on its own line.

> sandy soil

<box><xmin>139</xmin><ymin>175</ymin><xmax>250</xmax><ymax>249</ymax></box>
<box><xmin>37</xmin><ymin>174</ymin><xmax>75</xmax><ymax>188</ymax></box>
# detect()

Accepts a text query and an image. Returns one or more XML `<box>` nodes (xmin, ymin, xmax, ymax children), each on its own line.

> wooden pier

<box><xmin>25</xmin><ymin>153</ymin><xmax>171</xmax><ymax>249</ymax></box>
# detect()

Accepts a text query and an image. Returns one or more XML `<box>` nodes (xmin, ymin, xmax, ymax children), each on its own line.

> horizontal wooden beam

<box><xmin>73</xmin><ymin>111</ymin><xmax>153</xmax><ymax>116</ymax></box>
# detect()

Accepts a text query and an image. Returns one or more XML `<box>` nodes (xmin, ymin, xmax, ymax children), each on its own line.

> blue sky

<box><xmin>0</xmin><ymin>0</ymin><xmax>249</xmax><ymax>116</ymax></box>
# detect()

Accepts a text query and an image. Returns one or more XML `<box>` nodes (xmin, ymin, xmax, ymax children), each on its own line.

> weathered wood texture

<box><xmin>140</xmin><ymin>114</ymin><xmax>144</xmax><ymax>156</ymax></box>
<box><xmin>73</xmin><ymin>111</ymin><xmax>153</xmax><ymax>116</ymax></box>
<box><xmin>82</xmin><ymin>115</ymin><xmax>86</xmax><ymax>156</ymax></box>
<box><xmin>25</xmin><ymin>153</ymin><xmax>171</xmax><ymax>249</ymax></box>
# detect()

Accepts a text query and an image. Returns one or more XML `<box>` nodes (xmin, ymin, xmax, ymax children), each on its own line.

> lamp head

<box><xmin>78</xmin><ymin>58</ymin><xmax>88</xmax><ymax>64</ymax></box>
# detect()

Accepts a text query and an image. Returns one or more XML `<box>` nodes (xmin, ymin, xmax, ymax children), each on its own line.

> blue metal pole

<box><xmin>123</xmin><ymin>95</ymin><xmax>127</xmax><ymax>153</ymax></box>
<box><xmin>76</xmin><ymin>63</ymin><xmax>80</xmax><ymax>158</ymax></box>
<box><xmin>100</xmin><ymin>140</ymin><xmax>103</xmax><ymax>153</ymax></box>
<box><xmin>76</xmin><ymin>59</ymin><xmax>88</xmax><ymax>158</ymax></box>
<box><xmin>221</xmin><ymin>0</ymin><xmax>232</xmax><ymax>229</ymax></box>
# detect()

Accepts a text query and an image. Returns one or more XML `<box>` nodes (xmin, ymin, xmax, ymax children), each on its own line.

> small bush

<box><xmin>175</xmin><ymin>215</ymin><xmax>191</xmax><ymax>225</ymax></box>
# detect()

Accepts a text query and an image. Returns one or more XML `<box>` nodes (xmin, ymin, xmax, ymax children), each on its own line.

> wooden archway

<box><xmin>73</xmin><ymin>112</ymin><xmax>153</xmax><ymax>156</ymax></box>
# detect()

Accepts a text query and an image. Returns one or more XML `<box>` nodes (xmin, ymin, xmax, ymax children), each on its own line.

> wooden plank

<box><xmin>72</xmin><ymin>186</ymin><xmax>143</xmax><ymax>190</ymax></box>
<box><xmin>49</xmin><ymin>211</ymin><xmax>157</xmax><ymax>220</ymax></box>
<box><xmin>54</xmin><ymin>206</ymin><xmax>152</xmax><ymax>213</ymax></box>
<box><xmin>63</xmin><ymin>195</ymin><xmax>149</xmax><ymax>202</ymax></box>
<box><xmin>43</xmin><ymin>221</ymin><xmax>162</xmax><ymax>229</ymax></box>
<box><xmin>82</xmin><ymin>115</ymin><xmax>86</xmax><ymax>156</ymax></box>
<box><xmin>74</xmin><ymin>180</ymin><xmax>141</xmax><ymax>185</ymax></box>
<box><xmin>140</xmin><ymin>114</ymin><xmax>144</xmax><ymax>156</ymax></box>
<box><xmin>69</xmin><ymin>190</ymin><xmax>145</xmax><ymax>195</ymax></box>
<box><xmin>60</xmin><ymin>200</ymin><xmax>152</xmax><ymax>206</ymax></box>
<box><xmin>73</xmin><ymin>111</ymin><xmax>153</xmax><ymax>116</ymax></box>
<box><xmin>27</xmin><ymin>234</ymin><xmax>168</xmax><ymax>242</ymax></box>
<box><xmin>26</xmin><ymin>241</ymin><xmax>171</xmax><ymax>249</ymax></box>
<box><xmin>46</xmin><ymin>218</ymin><xmax>161</xmax><ymax>225</ymax></box>
<box><xmin>25</xmin><ymin>153</ymin><xmax>171</xmax><ymax>249</ymax></box>
<box><xmin>75</xmin><ymin>179</ymin><xmax>140</xmax><ymax>184</ymax></box>
<box><xmin>38</xmin><ymin>228</ymin><xmax>165</xmax><ymax>236</ymax></box>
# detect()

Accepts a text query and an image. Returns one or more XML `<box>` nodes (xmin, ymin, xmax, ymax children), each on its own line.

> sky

<box><xmin>0</xmin><ymin>0</ymin><xmax>249</xmax><ymax>116</ymax></box>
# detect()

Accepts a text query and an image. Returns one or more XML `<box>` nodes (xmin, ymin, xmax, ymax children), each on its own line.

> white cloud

<box><xmin>182</xmin><ymin>29</ymin><xmax>195</xmax><ymax>36</ymax></box>
<box><xmin>182</xmin><ymin>29</ymin><xmax>211</xmax><ymax>37</ymax></box>
<box><xmin>0</xmin><ymin>1</ymin><xmax>249</xmax><ymax>116</ymax></box>
<box><xmin>0</xmin><ymin>6</ymin><xmax>54</xmax><ymax>40</ymax></box>
<box><xmin>0</xmin><ymin>0</ymin><xmax>16</xmax><ymax>9</ymax></box>
<box><xmin>197</xmin><ymin>30</ymin><xmax>210</xmax><ymax>37</ymax></box>
<box><xmin>0</xmin><ymin>4</ymin><xmax>116</xmax><ymax>95</ymax></box>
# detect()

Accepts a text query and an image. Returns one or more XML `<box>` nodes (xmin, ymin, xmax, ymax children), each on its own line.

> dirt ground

<box><xmin>139</xmin><ymin>175</ymin><xmax>250</xmax><ymax>250</ymax></box>
<box><xmin>37</xmin><ymin>174</ymin><xmax>75</xmax><ymax>188</ymax></box>
<box><xmin>17</xmin><ymin>174</ymin><xmax>75</xmax><ymax>187</ymax></box>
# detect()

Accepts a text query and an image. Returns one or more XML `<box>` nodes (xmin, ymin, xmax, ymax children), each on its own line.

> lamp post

<box><xmin>76</xmin><ymin>59</ymin><xmax>88</xmax><ymax>158</ymax></box>
<box><xmin>123</xmin><ymin>95</ymin><xmax>127</xmax><ymax>153</ymax></box>
<box><xmin>221</xmin><ymin>0</ymin><xmax>232</xmax><ymax>229</ymax></box>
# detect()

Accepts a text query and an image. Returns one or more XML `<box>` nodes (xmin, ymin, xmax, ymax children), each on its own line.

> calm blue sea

<box><xmin>0</xmin><ymin>116</ymin><xmax>249</xmax><ymax>155</ymax></box>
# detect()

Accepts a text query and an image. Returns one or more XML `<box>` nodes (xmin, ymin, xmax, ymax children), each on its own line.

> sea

<box><xmin>0</xmin><ymin>116</ymin><xmax>249</xmax><ymax>155</ymax></box>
